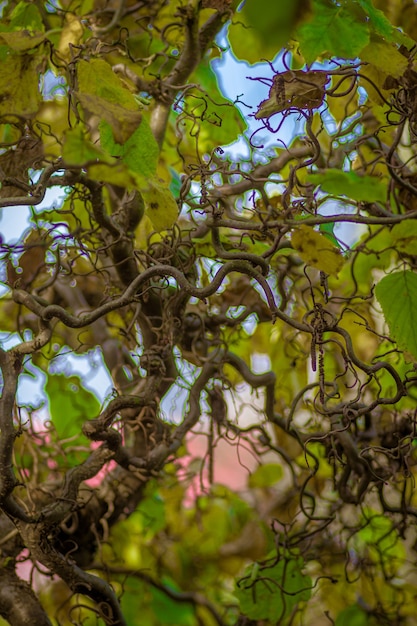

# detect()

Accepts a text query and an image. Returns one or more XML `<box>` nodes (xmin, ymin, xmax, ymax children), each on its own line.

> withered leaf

<box><xmin>255</xmin><ymin>70</ymin><xmax>329</xmax><ymax>119</ymax></box>
<box><xmin>0</xmin><ymin>134</ymin><xmax>44</xmax><ymax>198</ymax></box>
<box><xmin>7</xmin><ymin>231</ymin><xmax>49</xmax><ymax>287</ymax></box>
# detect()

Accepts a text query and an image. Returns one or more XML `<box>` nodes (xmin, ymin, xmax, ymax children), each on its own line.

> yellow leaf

<box><xmin>88</xmin><ymin>163</ymin><xmax>138</xmax><ymax>188</ymax></box>
<box><xmin>134</xmin><ymin>214</ymin><xmax>155</xmax><ymax>249</ymax></box>
<box><xmin>359</xmin><ymin>63</ymin><xmax>395</xmax><ymax>107</ymax></box>
<box><xmin>361</xmin><ymin>38</ymin><xmax>408</xmax><ymax>79</ymax></box>
<box><xmin>0</xmin><ymin>53</ymin><xmax>43</xmax><ymax>117</ymax></box>
<box><xmin>77</xmin><ymin>59</ymin><xmax>141</xmax><ymax>143</ymax></box>
<box><xmin>0</xmin><ymin>31</ymin><xmax>45</xmax><ymax>51</ymax></box>
<box><xmin>58</xmin><ymin>13</ymin><xmax>84</xmax><ymax>61</ymax></box>
<box><xmin>141</xmin><ymin>179</ymin><xmax>179</xmax><ymax>232</ymax></box>
<box><xmin>291</xmin><ymin>225</ymin><xmax>344</xmax><ymax>275</ymax></box>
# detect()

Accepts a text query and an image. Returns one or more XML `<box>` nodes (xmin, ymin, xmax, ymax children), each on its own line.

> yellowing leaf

<box><xmin>0</xmin><ymin>53</ymin><xmax>43</xmax><ymax>117</ymax></box>
<box><xmin>58</xmin><ymin>13</ymin><xmax>84</xmax><ymax>61</ymax></box>
<box><xmin>141</xmin><ymin>178</ymin><xmax>179</xmax><ymax>232</ymax></box>
<box><xmin>88</xmin><ymin>163</ymin><xmax>138</xmax><ymax>189</ymax></box>
<box><xmin>0</xmin><ymin>30</ymin><xmax>45</xmax><ymax>51</ymax></box>
<box><xmin>361</xmin><ymin>37</ymin><xmax>408</xmax><ymax>78</ymax></box>
<box><xmin>134</xmin><ymin>214</ymin><xmax>155</xmax><ymax>249</ymax></box>
<box><xmin>77</xmin><ymin>58</ymin><xmax>141</xmax><ymax>143</ymax></box>
<box><xmin>291</xmin><ymin>225</ymin><xmax>344</xmax><ymax>275</ymax></box>
<box><xmin>63</xmin><ymin>127</ymin><xmax>113</xmax><ymax>165</ymax></box>
<box><xmin>76</xmin><ymin>92</ymin><xmax>142</xmax><ymax>145</ymax></box>
<box><xmin>390</xmin><ymin>220</ymin><xmax>417</xmax><ymax>255</ymax></box>
<box><xmin>77</xmin><ymin>58</ymin><xmax>137</xmax><ymax>109</ymax></box>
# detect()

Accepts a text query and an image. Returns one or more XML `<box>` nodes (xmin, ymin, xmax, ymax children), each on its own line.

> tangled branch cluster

<box><xmin>0</xmin><ymin>1</ymin><xmax>417</xmax><ymax>624</ymax></box>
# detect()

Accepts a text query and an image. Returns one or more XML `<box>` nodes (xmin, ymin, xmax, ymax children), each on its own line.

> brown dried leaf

<box><xmin>255</xmin><ymin>70</ymin><xmax>329</xmax><ymax>119</ymax></box>
<box><xmin>7</xmin><ymin>231</ymin><xmax>49</xmax><ymax>287</ymax></box>
<box><xmin>201</xmin><ymin>0</ymin><xmax>231</xmax><ymax>9</ymax></box>
<box><xmin>0</xmin><ymin>134</ymin><xmax>44</xmax><ymax>198</ymax></box>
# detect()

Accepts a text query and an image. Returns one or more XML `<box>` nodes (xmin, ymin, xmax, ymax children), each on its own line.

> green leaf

<box><xmin>248</xmin><ymin>463</ymin><xmax>283</xmax><ymax>488</ymax></box>
<box><xmin>188</xmin><ymin>61</ymin><xmax>247</xmax><ymax>147</ymax></box>
<box><xmin>151</xmin><ymin>580</ymin><xmax>195</xmax><ymax>625</ymax></box>
<box><xmin>357</xmin><ymin>0</ymin><xmax>413</xmax><ymax>46</ymax></box>
<box><xmin>308</xmin><ymin>169</ymin><xmax>386</xmax><ymax>202</ymax></box>
<box><xmin>63</xmin><ymin>127</ymin><xmax>113</xmax><ymax>166</ymax></box>
<box><xmin>228</xmin><ymin>0</ymin><xmax>308</xmax><ymax>63</ymax></box>
<box><xmin>137</xmin><ymin>492</ymin><xmax>166</xmax><ymax>537</ymax></box>
<box><xmin>227</xmin><ymin>11</ymin><xmax>282</xmax><ymax>64</ymax></box>
<box><xmin>99</xmin><ymin>118</ymin><xmax>159</xmax><ymax>178</ymax></box>
<box><xmin>297</xmin><ymin>0</ymin><xmax>370</xmax><ymax>63</ymax></box>
<box><xmin>354</xmin><ymin>508</ymin><xmax>406</xmax><ymax>571</ymax></box>
<box><xmin>168</xmin><ymin>166</ymin><xmax>182</xmax><ymax>199</ymax></box>
<box><xmin>375</xmin><ymin>270</ymin><xmax>417</xmax><ymax>360</ymax></box>
<box><xmin>45</xmin><ymin>373</ymin><xmax>100</xmax><ymax>439</ymax></box>
<box><xmin>9</xmin><ymin>1</ymin><xmax>44</xmax><ymax>32</ymax></box>
<box><xmin>335</xmin><ymin>604</ymin><xmax>369</xmax><ymax>626</ymax></box>
<box><xmin>235</xmin><ymin>556</ymin><xmax>312</xmax><ymax>622</ymax></box>
<box><xmin>319</xmin><ymin>221</ymin><xmax>341</xmax><ymax>248</ymax></box>
<box><xmin>77</xmin><ymin>58</ymin><xmax>142</xmax><ymax>143</ymax></box>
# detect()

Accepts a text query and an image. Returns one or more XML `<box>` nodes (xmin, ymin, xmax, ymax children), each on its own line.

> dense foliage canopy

<box><xmin>2</xmin><ymin>0</ymin><xmax>417</xmax><ymax>624</ymax></box>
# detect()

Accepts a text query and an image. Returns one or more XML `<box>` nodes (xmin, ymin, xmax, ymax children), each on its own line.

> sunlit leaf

<box><xmin>227</xmin><ymin>8</ymin><xmax>282</xmax><ymax>64</ymax></box>
<box><xmin>58</xmin><ymin>13</ymin><xmax>84</xmax><ymax>61</ymax></box>
<box><xmin>308</xmin><ymin>169</ymin><xmax>387</xmax><ymax>203</ymax></box>
<box><xmin>140</xmin><ymin>177</ymin><xmax>179</xmax><ymax>231</ymax></box>
<box><xmin>45</xmin><ymin>373</ymin><xmax>100</xmax><ymax>439</ymax></box>
<box><xmin>357</xmin><ymin>0</ymin><xmax>414</xmax><ymax>46</ymax></box>
<box><xmin>76</xmin><ymin>92</ymin><xmax>142</xmax><ymax>145</ymax></box>
<box><xmin>354</xmin><ymin>508</ymin><xmax>406</xmax><ymax>576</ymax></box>
<box><xmin>186</xmin><ymin>61</ymin><xmax>248</xmax><ymax>147</ymax></box>
<box><xmin>375</xmin><ymin>270</ymin><xmax>417</xmax><ymax>360</ymax></box>
<box><xmin>291</xmin><ymin>224</ymin><xmax>344</xmax><ymax>275</ymax></box>
<box><xmin>242</xmin><ymin>0</ymin><xmax>311</xmax><ymax>47</ymax></box>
